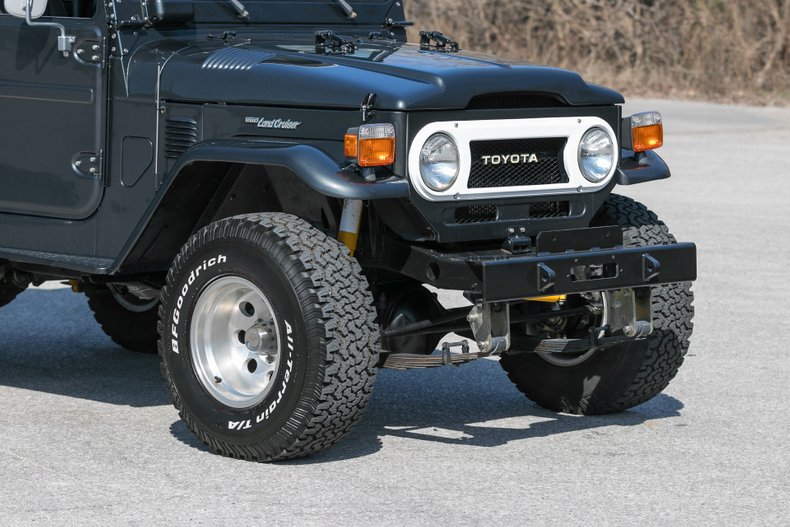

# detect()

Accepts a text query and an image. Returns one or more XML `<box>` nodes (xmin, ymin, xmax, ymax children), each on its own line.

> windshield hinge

<box><xmin>208</xmin><ymin>31</ymin><xmax>238</xmax><ymax>44</ymax></box>
<box><xmin>420</xmin><ymin>31</ymin><xmax>460</xmax><ymax>52</ymax></box>
<box><xmin>315</xmin><ymin>31</ymin><xmax>357</xmax><ymax>55</ymax></box>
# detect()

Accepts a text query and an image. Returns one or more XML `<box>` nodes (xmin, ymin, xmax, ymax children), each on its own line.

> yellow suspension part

<box><xmin>338</xmin><ymin>199</ymin><xmax>364</xmax><ymax>256</ymax></box>
<box><xmin>525</xmin><ymin>294</ymin><xmax>567</xmax><ymax>303</ymax></box>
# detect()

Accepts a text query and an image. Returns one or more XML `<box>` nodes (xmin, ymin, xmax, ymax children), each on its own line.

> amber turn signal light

<box><xmin>627</xmin><ymin>112</ymin><xmax>663</xmax><ymax>152</ymax></box>
<box><xmin>345</xmin><ymin>123</ymin><xmax>396</xmax><ymax>167</ymax></box>
<box><xmin>632</xmin><ymin>123</ymin><xmax>663</xmax><ymax>152</ymax></box>
<box><xmin>344</xmin><ymin>134</ymin><xmax>358</xmax><ymax>158</ymax></box>
<box><xmin>359</xmin><ymin>137</ymin><xmax>395</xmax><ymax>167</ymax></box>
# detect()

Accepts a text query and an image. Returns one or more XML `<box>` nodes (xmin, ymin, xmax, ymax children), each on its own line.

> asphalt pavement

<box><xmin>1</xmin><ymin>100</ymin><xmax>788</xmax><ymax>525</ymax></box>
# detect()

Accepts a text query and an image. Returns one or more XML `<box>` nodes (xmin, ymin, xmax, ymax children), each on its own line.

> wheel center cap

<box><xmin>245</xmin><ymin>325</ymin><xmax>277</xmax><ymax>357</ymax></box>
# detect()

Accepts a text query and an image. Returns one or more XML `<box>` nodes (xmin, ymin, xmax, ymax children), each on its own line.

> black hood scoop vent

<box><xmin>202</xmin><ymin>47</ymin><xmax>276</xmax><ymax>71</ymax></box>
<box><xmin>467</xmin><ymin>92</ymin><xmax>568</xmax><ymax>109</ymax></box>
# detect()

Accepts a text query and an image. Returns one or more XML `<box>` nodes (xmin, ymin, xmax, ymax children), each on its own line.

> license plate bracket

<box><xmin>536</xmin><ymin>226</ymin><xmax>623</xmax><ymax>254</ymax></box>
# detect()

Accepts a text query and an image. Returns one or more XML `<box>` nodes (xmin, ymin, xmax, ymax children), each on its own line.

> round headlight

<box><xmin>578</xmin><ymin>127</ymin><xmax>615</xmax><ymax>183</ymax></box>
<box><xmin>419</xmin><ymin>133</ymin><xmax>459</xmax><ymax>192</ymax></box>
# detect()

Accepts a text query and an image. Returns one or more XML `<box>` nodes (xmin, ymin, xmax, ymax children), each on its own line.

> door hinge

<box><xmin>74</xmin><ymin>40</ymin><xmax>104</xmax><ymax>64</ymax></box>
<box><xmin>72</xmin><ymin>152</ymin><xmax>102</xmax><ymax>179</ymax></box>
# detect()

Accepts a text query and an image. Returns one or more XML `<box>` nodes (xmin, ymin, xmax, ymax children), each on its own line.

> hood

<box><xmin>131</xmin><ymin>38</ymin><xmax>623</xmax><ymax>110</ymax></box>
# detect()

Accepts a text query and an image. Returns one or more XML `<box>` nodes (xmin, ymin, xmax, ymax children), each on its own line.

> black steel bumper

<box><xmin>384</xmin><ymin>232</ymin><xmax>697</xmax><ymax>303</ymax></box>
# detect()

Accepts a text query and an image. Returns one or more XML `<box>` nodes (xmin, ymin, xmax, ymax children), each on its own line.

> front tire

<box><xmin>500</xmin><ymin>194</ymin><xmax>694</xmax><ymax>414</ymax></box>
<box><xmin>159</xmin><ymin>213</ymin><xmax>379</xmax><ymax>461</ymax></box>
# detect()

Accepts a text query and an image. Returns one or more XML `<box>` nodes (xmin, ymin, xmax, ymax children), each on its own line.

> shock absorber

<box><xmin>337</xmin><ymin>199</ymin><xmax>364</xmax><ymax>256</ymax></box>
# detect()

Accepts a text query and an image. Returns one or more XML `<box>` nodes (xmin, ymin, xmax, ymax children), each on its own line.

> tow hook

<box><xmin>467</xmin><ymin>302</ymin><xmax>511</xmax><ymax>354</ymax></box>
<box><xmin>605</xmin><ymin>288</ymin><xmax>653</xmax><ymax>338</ymax></box>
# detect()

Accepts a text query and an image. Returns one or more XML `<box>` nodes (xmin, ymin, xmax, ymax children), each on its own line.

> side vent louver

<box><xmin>165</xmin><ymin>118</ymin><xmax>198</xmax><ymax>159</ymax></box>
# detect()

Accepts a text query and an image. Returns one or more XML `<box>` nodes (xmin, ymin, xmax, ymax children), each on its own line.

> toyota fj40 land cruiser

<box><xmin>0</xmin><ymin>0</ymin><xmax>696</xmax><ymax>461</ymax></box>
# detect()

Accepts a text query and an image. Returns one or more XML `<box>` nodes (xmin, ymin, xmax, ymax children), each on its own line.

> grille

<box><xmin>529</xmin><ymin>201</ymin><xmax>570</xmax><ymax>218</ymax></box>
<box><xmin>454</xmin><ymin>205</ymin><xmax>498</xmax><ymax>224</ymax></box>
<box><xmin>165</xmin><ymin>118</ymin><xmax>199</xmax><ymax>158</ymax></box>
<box><xmin>468</xmin><ymin>137</ymin><xmax>568</xmax><ymax>189</ymax></box>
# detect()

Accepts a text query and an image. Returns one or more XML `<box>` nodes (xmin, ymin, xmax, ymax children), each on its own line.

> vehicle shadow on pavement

<box><xmin>167</xmin><ymin>356</ymin><xmax>684</xmax><ymax>462</ymax></box>
<box><xmin>0</xmin><ymin>289</ymin><xmax>685</xmax><ymax>461</ymax></box>
<box><xmin>287</xmin><ymin>358</ymin><xmax>685</xmax><ymax>464</ymax></box>
<box><xmin>0</xmin><ymin>288</ymin><xmax>169</xmax><ymax>407</ymax></box>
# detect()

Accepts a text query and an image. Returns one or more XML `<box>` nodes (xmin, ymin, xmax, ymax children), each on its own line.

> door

<box><xmin>0</xmin><ymin>6</ymin><xmax>105</xmax><ymax>219</ymax></box>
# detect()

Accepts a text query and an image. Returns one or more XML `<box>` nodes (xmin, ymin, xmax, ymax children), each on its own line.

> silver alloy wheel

<box><xmin>536</xmin><ymin>293</ymin><xmax>609</xmax><ymax>368</ymax></box>
<box><xmin>190</xmin><ymin>276</ymin><xmax>282</xmax><ymax>409</ymax></box>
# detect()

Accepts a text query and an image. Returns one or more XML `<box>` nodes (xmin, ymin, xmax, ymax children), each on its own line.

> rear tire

<box><xmin>159</xmin><ymin>213</ymin><xmax>379</xmax><ymax>461</ymax></box>
<box><xmin>85</xmin><ymin>285</ymin><xmax>159</xmax><ymax>354</ymax></box>
<box><xmin>0</xmin><ymin>283</ymin><xmax>25</xmax><ymax>308</ymax></box>
<box><xmin>500</xmin><ymin>194</ymin><xmax>694</xmax><ymax>414</ymax></box>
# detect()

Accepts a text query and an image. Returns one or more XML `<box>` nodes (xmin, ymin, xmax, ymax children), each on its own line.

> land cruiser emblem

<box><xmin>481</xmin><ymin>154</ymin><xmax>539</xmax><ymax>165</ymax></box>
<box><xmin>244</xmin><ymin>116</ymin><xmax>302</xmax><ymax>130</ymax></box>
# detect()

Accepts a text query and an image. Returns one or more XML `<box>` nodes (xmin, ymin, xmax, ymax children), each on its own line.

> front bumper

<box><xmin>382</xmin><ymin>229</ymin><xmax>697</xmax><ymax>303</ymax></box>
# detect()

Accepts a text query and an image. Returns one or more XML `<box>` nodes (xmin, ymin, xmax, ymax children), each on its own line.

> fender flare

<box><xmin>166</xmin><ymin>139</ymin><xmax>410</xmax><ymax>200</ymax></box>
<box><xmin>112</xmin><ymin>140</ymin><xmax>409</xmax><ymax>273</ymax></box>
<box><xmin>616</xmin><ymin>149</ymin><xmax>671</xmax><ymax>185</ymax></box>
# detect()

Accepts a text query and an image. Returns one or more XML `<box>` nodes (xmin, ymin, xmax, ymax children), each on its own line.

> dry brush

<box><xmin>407</xmin><ymin>0</ymin><xmax>790</xmax><ymax>104</ymax></box>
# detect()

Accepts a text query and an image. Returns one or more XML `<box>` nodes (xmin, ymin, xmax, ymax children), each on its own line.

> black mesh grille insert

<box><xmin>529</xmin><ymin>201</ymin><xmax>570</xmax><ymax>218</ymax></box>
<box><xmin>468</xmin><ymin>138</ymin><xmax>568</xmax><ymax>188</ymax></box>
<box><xmin>454</xmin><ymin>205</ymin><xmax>498</xmax><ymax>224</ymax></box>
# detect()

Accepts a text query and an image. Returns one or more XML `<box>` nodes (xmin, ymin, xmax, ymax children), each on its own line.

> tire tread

<box><xmin>158</xmin><ymin>213</ymin><xmax>379</xmax><ymax>461</ymax></box>
<box><xmin>502</xmin><ymin>194</ymin><xmax>694</xmax><ymax>414</ymax></box>
<box><xmin>85</xmin><ymin>286</ymin><xmax>159</xmax><ymax>354</ymax></box>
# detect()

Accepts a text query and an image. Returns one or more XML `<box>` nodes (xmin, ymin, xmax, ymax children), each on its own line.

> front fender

<box><xmin>616</xmin><ymin>149</ymin><xmax>671</xmax><ymax>185</ymax></box>
<box><xmin>112</xmin><ymin>139</ymin><xmax>409</xmax><ymax>273</ymax></box>
<box><xmin>167</xmin><ymin>139</ymin><xmax>410</xmax><ymax>200</ymax></box>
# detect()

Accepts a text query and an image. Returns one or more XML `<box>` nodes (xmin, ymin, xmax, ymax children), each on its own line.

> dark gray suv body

<box><xmin>0</xmin><ymin>0</ymin><xmax>696</xmax><ymax>461</ymax></box>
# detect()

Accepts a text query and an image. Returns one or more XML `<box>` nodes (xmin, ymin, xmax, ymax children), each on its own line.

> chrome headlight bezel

<box><xmin>419</xmin><ymin>133</ymin><xmax>460</xmax><ymax>192</ymax></box>
<box><xmin>578</xmin><ymin>127</ymin><xmax>616</xmax><ymax>183</ymax></box>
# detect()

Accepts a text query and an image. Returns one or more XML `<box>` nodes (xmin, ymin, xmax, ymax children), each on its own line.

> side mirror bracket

<box><xmin>3</xmin><ymin>0</ymin><xmax>76</xmax><ymax>57</ymax></box>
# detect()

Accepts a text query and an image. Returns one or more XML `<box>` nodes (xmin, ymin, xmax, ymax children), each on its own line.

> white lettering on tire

<box><xmin>170</xmin><ymin>254</ymin><xmax>227</xmax><ymax>354</ymax></box>
<box><xmin>228</xmin><ymin>319</ymin><xmax>295</xmax><ymax>430</ymax></box>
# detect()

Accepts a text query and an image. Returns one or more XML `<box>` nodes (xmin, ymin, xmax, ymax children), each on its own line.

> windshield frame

<box><xmin>112</xmin><ymin>0</ymin><xmax>400</xmax><ymax>27</ymax></box>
